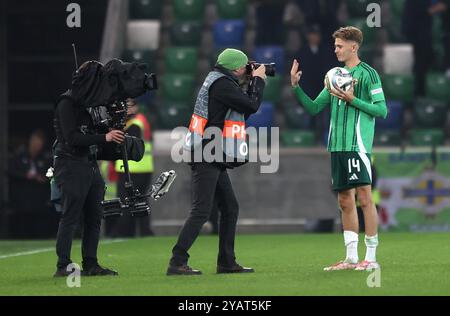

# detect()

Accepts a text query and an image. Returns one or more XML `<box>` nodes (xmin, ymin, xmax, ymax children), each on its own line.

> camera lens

<box><xmin>246</xmin><ymin>63</ymin><xmax>276</xmax><ymax>77</ymax></box>
<box><xmin>144</xmin><ymin>74</ymin><xmax>158</xmax><ymax>91</ymax></box>
<box><xmin>264</xmin><ymin>63</ymin><xmax>276</xmax><ymax>77</ymax></box>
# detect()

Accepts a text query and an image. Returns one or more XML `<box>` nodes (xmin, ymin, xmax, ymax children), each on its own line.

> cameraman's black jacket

<box><xmin>54</xmin><ymin>90</ymin><xmax>107</xmax><ymax>158</ymax></box>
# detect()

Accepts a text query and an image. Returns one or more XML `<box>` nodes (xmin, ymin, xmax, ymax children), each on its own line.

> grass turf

<box><xmin>0</xmin><ymin>232</ymin><xmax>449</xmax><ymax>296</ymax></box>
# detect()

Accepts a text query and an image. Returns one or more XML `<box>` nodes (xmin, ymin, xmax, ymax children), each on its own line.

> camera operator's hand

<box><xmin>106</xmin><ymin>130</ymin><xmax>125</xmax><ymax>144</ymax></box>
<box><xmin>291</xmin><ymin>59</ymin><xmax>303</xmax><ymax>87</ymax></box>
<box><xmin>252</xmin><ymin>64</ymin><xmax>267</xmax><ymax>80</ymax></box>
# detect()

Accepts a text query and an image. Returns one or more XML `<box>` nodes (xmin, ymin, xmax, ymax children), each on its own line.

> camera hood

<box><xmin>71</xmin><ymin>59</ymin><xmax>156</xmax><ymax>108</ymax></box>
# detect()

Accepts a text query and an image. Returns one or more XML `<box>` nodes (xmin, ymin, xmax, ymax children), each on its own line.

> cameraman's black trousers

<box><xmin>170</xmin><ymin>163</ymin><xmax>239</xmax><ymax>267</ymax></box>
<box><xmin>54</xmin><ymin>157</ymin><xmax>104</xmax><ymax>269</ymax></box>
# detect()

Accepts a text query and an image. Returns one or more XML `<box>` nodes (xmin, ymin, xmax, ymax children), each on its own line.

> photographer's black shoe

<box><xmin>166</xmin><ymin>265</ymin><xmax>202</xmax><ymax>276</ymax></box>
<box><xmin>53</xmin><ymin>266</ymin><xmax>75</xmax><ymax>278</ymax></box>
<box><xmin>81</xmin><ymin>264</ymin><xmax>118</xmax><ymax>276</ymax></box>
<box><xmin>217</xmin><ymin>264</ymin><xmax>254</xmax><ymax>274</ymax></box>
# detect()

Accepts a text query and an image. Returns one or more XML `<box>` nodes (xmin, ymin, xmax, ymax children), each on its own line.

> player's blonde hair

<box><xmin>332</xmin><ymin>26</ymin><xmax>363</xmax><ymax>46</ymax></box>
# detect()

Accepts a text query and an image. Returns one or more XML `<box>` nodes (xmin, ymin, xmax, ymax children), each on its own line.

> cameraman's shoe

<box><xmin>53</xmin><ymin>265</ymin><xmax>77</xmax><ymax>278</ymax></box>
<box><xmin>166</xmin><ymin>265</ymin><xmax>202</xmax><ymax>276</ymax></box>
<box><xmin>217</xmin><ymin>264</ymin><xmax>254</xmax><ymax>274</ymax></box>
<box><xmin>81</xmin><ymin>264</ymin><xmax>118</xmax><ymax>276</ymax></box>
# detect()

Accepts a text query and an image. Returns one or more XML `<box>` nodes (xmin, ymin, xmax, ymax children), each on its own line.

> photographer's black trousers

<box><xmin>170</xmin><ymin>163</ymin><xmax>239</xmax><ymax>267</ymax></box>
<box><xmin>54</xmin><ymin>157</ymin><xmax>104</xmax><ymax>269</ymax></box>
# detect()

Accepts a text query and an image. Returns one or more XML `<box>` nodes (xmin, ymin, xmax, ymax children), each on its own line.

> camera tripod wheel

<box><xmin>102</xmin><ymin>198</ymin><xmax>151</xmax><ymax>219</ymax></box>
<box><xmin>129</xmin><ymin>202</ymin><xmax>150</xmax><ymax>218</ymax></box>
<box><xmin>101</xmin><ymin>170</ymin><xmax>176</xmax><ymax>220</ymax></box>
<box><xmin>101</xmin><ymin>198</ymin><xmax>124</xmax><ymax>219</ymax></box>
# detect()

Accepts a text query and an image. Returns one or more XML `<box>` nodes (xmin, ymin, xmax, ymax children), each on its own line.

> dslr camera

<box><xmin>246</xmin><ymin>62</ymin><xmax>277</xmax><ymax>77</ymax></box>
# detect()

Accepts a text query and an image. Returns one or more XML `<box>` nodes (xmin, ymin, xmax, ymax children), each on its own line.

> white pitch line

<box><xmin>0</xmin><ymin>239</ymin><xmax>127</xmax><ymax>260</ymax></box>
<box><xmin>0</xmin><ymin>248</ymin><xmax>54</xmax><ymax>259</ymax></box>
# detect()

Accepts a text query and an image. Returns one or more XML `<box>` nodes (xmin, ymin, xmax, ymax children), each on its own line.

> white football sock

<box><xmin>343</xmin><ymin>231</ymin><xmax>359</xmax><ymax>264</ymax></box>
<box><xmin>364</xmin><ymin>235</ymin><xmax>379</xmax><ymax>262</ymax></box>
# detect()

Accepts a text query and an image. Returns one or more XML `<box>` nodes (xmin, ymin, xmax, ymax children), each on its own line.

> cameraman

<box><xmin>53</xmin><ymin>61</ymin><xmax>123</xmax><ymax>277</ymax></box>
<box><xmin>167</xmin><ymin>48</ymin><xmax>266</xmax><ymax>275</ymax></box>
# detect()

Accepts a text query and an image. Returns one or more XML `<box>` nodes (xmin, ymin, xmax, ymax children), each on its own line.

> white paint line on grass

<box><xmin>0</xmin><ymin>239</ymin><xmax>127</xmax><ymax>260</ymax></box>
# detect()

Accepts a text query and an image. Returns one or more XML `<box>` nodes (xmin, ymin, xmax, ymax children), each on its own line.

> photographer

<box><xmin>53</xmin><ymin>61</ymin><xmax>123</xmax><ymax>277</ymax></box>
<box><xmin>167</xmin><ymin>48</ymin><xmax>266</xmax><ymax>275</ymax></box>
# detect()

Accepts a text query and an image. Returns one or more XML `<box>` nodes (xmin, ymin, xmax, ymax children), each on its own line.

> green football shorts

<box><xmin>331</xmin><ymin>152</ymin><xmax>372</xmax><ymax>192</ymax></box>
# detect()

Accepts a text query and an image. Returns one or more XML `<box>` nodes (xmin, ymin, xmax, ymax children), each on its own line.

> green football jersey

<box><xmin>293</xmin><ymin>61</ymin><xmax>387</xmax><ymax>154</ymax></box>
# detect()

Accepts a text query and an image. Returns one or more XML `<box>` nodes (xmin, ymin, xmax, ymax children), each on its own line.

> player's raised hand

<box><xmin>290</xmin><ymin>59</ymin><xmax>303</xmax><ymax>87</ymax></box>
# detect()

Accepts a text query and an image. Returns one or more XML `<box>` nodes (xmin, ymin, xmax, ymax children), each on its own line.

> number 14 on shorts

<box><xmin>348</xmin><ymin>158</ymin><xmax>361</xmax><ymax>173</ymax></box>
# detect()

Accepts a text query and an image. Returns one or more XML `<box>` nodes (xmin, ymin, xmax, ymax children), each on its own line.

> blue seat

<box><xmin>135</xmin><ymin>91</ymin><xmax>156</xmax><ymax>107</ymax></box>
<box><xmin>252</xmin><ymin>46</ymin><xmax>285</xmax><ymax>73</ymax></box>
<box><xmin>376</xmin><ymin>101</ymin><xmax>403</xmax><ymax>130</ymax></box>
<box><xmin>246</xmin><ymin>102</ymin><xmax>274</xmax><ymax>128</ymax></box>
<box><xmin>322</xmin><ymin>128</ymin><xmax>330</xmax><ymax>147</ymax></box>
<box><xmin>213</xmin><ymin>20</ymin><xmax>246</xmax><ymax>48</ymax></box>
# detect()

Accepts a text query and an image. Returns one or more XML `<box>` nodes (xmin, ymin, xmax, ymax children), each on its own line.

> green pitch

<box><xmin>0</xmin><ymin>233</ymin><xmax>449</xmax><ymax>296</ymax></box>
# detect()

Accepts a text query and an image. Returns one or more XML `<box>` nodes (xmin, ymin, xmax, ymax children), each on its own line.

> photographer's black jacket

<box><xmin>206</xmin><ymin>66</ymin><xmax>265</xmax><ymax>132</ymax></box>
<box><xmin>54</xmin><ymin>91</ymin><xmax>107</xmax><ymax>157</ymax></box>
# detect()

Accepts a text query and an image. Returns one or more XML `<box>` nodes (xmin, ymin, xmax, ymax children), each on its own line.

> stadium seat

<box><xmin>173</xmin><ymin>0</ymin><xmax>206</xmax><ymax>21</ymax></box>
<box><xmin>409</xmin><ymin>129</ymin><xmax>445</xmax><ymax>147</ymax></box>
<box><xmin>213</xmin><ymin>20</ymin><xmax>246</xmax><ymax>48</ymax></box>
<box><xmin>209</xmin><ymin>48</ymin><xmax>224</xmax><ymax>67</ymax></box>
<box><xmin>376</xmin><ymin>101</ymin><xmax>403</xmax><ymax>130</ymax></box>
<box><xmin>246</xmin><ymin>102</ymin><xmax>275</xmax><ymax>128</ymax></box>
<box><xmin>429</xmin><ymin>19</ymin><xmax>446</xmax><ymax>69</ymax></box>
<box><xmin>387</xmin><ymin>15</ymin><xmax>405</xmax><ymax>43</ymax></box>
<box><xmin>252</xmin><ymin>46</ymin><xmax>285</xmax><ymax>74</ymax></box>
<box><xmin>383</xmin><ymin>44</ymin><xmax>414</xmax><ymax>75</ymax></box>
<box><xmin>157</xmin><ymin>101</ymin><xmax>192</xmax><ymax>129</ymax></box>
<box><xmin>358</xmin><ymin>44</ymin><xmax>375</xmax><ymax>65</ymax></box>
<box><xmin>346</xmin><ymin>0</ymin><xmax>374</xmax><ymax>17</ymax></box>
<box><xmin>425</xmin><ymin>73</ymin><xmax>450</xmax><ymax>102</ymax></box>
<box><xmin>322</xmin><ymin>129</ymin><xmax>330</xmax><ymax>146</ymax></box>
<box><xmin>262</xmin><ymin>76</ymin><xmax>282</xmax><ymax>103</ymax></box>
<box><xmin>281</xmin><ymin>130</ymin><xmax>316</xmax><ymax>148</ymax></box>
<box><xmin>412</xmin><ymin>99</ymin><xmax>448</xmax><ymax>128</ymax></box>
<box><xmin>165</xmin><ymin>47</ymin><xmax>198</xmax><ymax>74</ymax></box>
<box><xmin>135</xmin><ymin>91</ymin><xmax>156</xmax><ymax>108</ymax></box>
<box><xmin>127</xmin><ymin>21</ymin><xmax>161</xmax><ymax>50</ymax></box>
<box><xmin>122</xmin><ymin>49</ymin><xmax>158</xmax><ymax>71</ymax></box>
<box><xmin>282</xmin><ymin>103</ymin><xmax>313</xmax><ymax>130</ymax></box>
<box><xmin>217</xmin><ymin>0</ymin><xmax>248</xmax><ymax>19</ymax></box>
<box><xmin>129</xmin><ymin>0</ymin><xmax>163</xmax><ymax>19</ymax></box>
<box><xmin>373</xmin><ymin>130</ymin><xmax>402</xmax><ymax>147</ymax></box>
<box><xmin>390</xmin><ymin>0</ymin><xmax>405</xmax><ymax>17</ymax></box>
<box><xmin>382</xmin><ymin>74</ymin><xmax>415</xmax><ymax>102</ymax></box>
<box><xmin>170</xmin><ymin>21</ymin><xmax>203</xmax><ymax>46</ymax></box>
<box><xmin>162</xmin><ymin>73</ymin><xmax>196</xmax><ymax>102</ymax></box>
